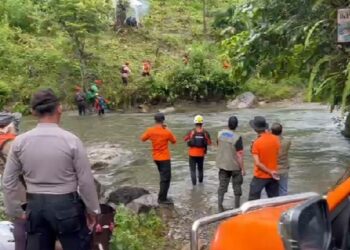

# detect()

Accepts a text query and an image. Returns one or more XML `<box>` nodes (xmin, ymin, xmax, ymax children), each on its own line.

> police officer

<box><xmin>2</xmin><ymin>89</ymin><xmax>100</xmax><ymax>250</ymax></box>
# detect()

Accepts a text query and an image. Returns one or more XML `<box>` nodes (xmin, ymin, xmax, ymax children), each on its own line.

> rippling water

<box><xmin>20</xmin><ymin>103</ymin><xmax>350</xmax><ymax>216</ymax></box>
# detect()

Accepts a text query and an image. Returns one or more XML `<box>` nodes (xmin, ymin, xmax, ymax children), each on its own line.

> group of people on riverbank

<box><xmin>141</xmin><ymin>112</ymin><xmax>291</xmax><ymax>211</ymax></box>
<box><xmin>0</xmin><ymin>88</ymin><xmax>291</xmax><ymax>249</ymax></box>
<box><xmin>75</xmin><ymin>82</ymin><xmax>109</xmax><ymax>116</ymax></box>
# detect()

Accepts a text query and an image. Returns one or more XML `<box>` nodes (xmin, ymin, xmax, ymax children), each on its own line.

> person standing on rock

<box><xmin>248</xmin><ymin>116</ymin><xmax>280</xmax><ymax>200</ymax></box>
<box><xmin>2</xmin><ymin>89</ymin><xmax>100</xmax><ymax>250</ymax></box>
<box><xmin>216</xmin><ymin>116</ymin><xmax>245</xmax><ymax>212</ymax></box>
<box><xmin>141</xmin><ymin>113</ymin><xmax>177</xmax><ymax>204</ymax></box>
<box><xmin>184</xmin><ymin>115</ymin><xmax>211</xmax><ymax>186</ymax></box>
<box><xmin>271</xmin><ymin>123</ymin><xmax>291</xmax><ymax>196</ymax></box>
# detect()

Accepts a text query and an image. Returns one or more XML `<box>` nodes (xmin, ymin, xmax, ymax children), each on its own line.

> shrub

<box><xmin>0</xmin><ymin>81</ymin><xmax>11</xmax><ymax>110</ymax></box>
<box><xmin>168</xmin><ymin>45</ymin><xmax>239</xmax><ymax>101</ymax></box>
<box><xmin>111</xmin><ymin>206</ymin><xmax>166</xmax><ymax>250</ymax></box>
<box><xmin>246</xmin><ymin>77</ymin><xmax>299</xmax><ymax>101</ymax></box>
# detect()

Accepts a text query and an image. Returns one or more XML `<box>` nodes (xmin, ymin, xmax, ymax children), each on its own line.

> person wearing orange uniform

<box><xmin>248</xmin><ymin>116</ymin><xmax>281</xmax><ymax>200</ymax></box>
<box><xmin>223</xmin><ymin>59</ymin><xmax>231</xmax><ymax>69</ymax></box>
<box><xmin>141</xmin><ymin>113</ymin><xmax>177</xmax><ymax>204</ymax></box>
<box><xmin>142</xmin><ymin>60</ymin><xmax>151</xmax><ymax>76</ymax></box>
<box><xmin>184</xmin><ymin>115</ymin><xmax>211</xmax><ymax>186</ymax></box>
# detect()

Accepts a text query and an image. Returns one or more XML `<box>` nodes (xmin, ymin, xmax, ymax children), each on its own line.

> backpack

<box><xmin>120</xmin><ymin>66</ymin><xmax>128</xmax><ymax>74</ymax></box>
<box><xmin>187</xmin><ymin>129</ymin><xmax>208</xmax><ymax>148</ymax></box>
<box><xmin>76</xmin><ymin>93</ymin><xmax>84</xmax><ymax>102</ymax></box>
<box><xmin>98</xmin><ymin>97</ymin><xmax>106</xmax><ymax>109</ymax></box>
<box><xmin>0</xmin><ymin>134</ymin><xmax>27</xmax><ymax>189</ymax></box>
<box><xmin>0</xmin><ymin>134</ymin><xmax>15</xmax><ymax>171</ymax></box>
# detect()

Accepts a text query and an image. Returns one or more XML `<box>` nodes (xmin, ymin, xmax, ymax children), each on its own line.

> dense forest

<box><xmin>0</xmin><ymin>0</ymin><xmax>350</xmax><ymax>114</ymax></box>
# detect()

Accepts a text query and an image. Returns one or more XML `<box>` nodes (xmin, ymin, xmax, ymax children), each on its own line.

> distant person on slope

<box><xmin>121</xmin><ymin>62</ymin><xmax>131</xmax><ymax>85</ymax></box>
<box><xmin>141</xmin><ymin>113</ymin><xmax>177</xmax><ymax>204</ymax></box>
<box><xmin>271</xmin><ymin>123</ymin><xmax>291</xmax><ymax>196</ymax></box>
<box><xmin>216</xmin><ymin>116</ymin><xmax>245</xmax><ymax>211</ymax></box>
<box><xmin>142</xmin><ymin>60</ymin><xmax>152</xmax><ymax>76</ymax></box>
<box><xmin>184</xmin><ymin>115</ymin><xmax>211</xmax><ymax>186</ymax></box>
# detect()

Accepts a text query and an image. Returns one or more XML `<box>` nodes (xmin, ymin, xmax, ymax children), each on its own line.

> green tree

<box><xmin>0</xmin><ymin>81</ymin><xmax>11</xmax><ymax>110</ymax></box>
<box><xmin>43</xmin><ymin>0</ymin><xmax>111</xmax><ymax>87</ymax></box>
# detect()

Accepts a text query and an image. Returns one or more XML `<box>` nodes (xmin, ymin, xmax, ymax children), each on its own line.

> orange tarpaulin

<box><xmin>95</xmin><ymin>79</ymin><xmax>103</xmax><ymax>85</ymax></box>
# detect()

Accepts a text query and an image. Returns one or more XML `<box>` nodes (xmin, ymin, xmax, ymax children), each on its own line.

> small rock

<box><xmin>258</xmin><ymin>101</ymin><xmax>266</xmax><ymax>106</ymax></box>
<box><xmin>181</xmin><ymin>240</ymin><xmax>206</xmax><ymax>250</ymax></box>
<box><xmin>91</xmin><ymin>162</ymin><xmax>108</xmax><ymax>170</ymax></box>
<box><xmin>108</xmin><ymin>186</ymin><xmax>150</xmax><ymax>205</ymax></box>
<box><xmin>138</xmin><ymin>104</ymin><xmax>150</xmax><ymax>113</ymax></box>
<box><xmin>159</xmin><ymin>107</ymin><xmax>176</xmax><ymax>114</ymax></box>
<box><xmin>126</xmin><ymin>194</ymin><xmax>159</xmax><ymax>214</ymax></box>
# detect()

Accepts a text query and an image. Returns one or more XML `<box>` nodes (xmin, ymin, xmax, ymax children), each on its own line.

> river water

<box><xmin>20</xmin><ymin>103</ymin><xmax>350</xmax><ymax>227</ymax></box>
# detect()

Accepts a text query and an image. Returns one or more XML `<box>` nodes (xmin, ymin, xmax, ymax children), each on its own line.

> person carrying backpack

<box><xmin>120</xmin><ymin>62</ymin><xmax>131</xmax><ymax>85</ymax></box>
<box><xmin>184</xmin><ymin>115</ymin><xmax>211</xmax><ymax>186</ymax></box>
<box><xmin>75</xmin><ymin>89</ymin><xmax>86</xmax><ymax>116</ymax></box>
<box><xmin>0</xmin><ymin>113</ymin><xmax>26</xmax><ymax>250</ymax></box>
<box><xmin>95</xmin><ymin>93</ymin><xmax>107</xmax><ymax>116</ymax></box>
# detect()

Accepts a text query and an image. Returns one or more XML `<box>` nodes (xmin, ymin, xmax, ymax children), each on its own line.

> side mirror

<box><xmin>279</xmin><ymin>196</ymin><xmax>331</xmax><ymax>250</ymax></box>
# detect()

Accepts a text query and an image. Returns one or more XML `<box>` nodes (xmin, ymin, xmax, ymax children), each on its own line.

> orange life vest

<box><xmin>0</xmin><ymin>133</ymin><xmax>15</xmax><ymax>151</ymax></box>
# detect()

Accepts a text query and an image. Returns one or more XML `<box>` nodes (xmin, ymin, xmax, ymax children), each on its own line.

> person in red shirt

<box><xmin>248</xmin><ymin>116</ymin><xmax>281</xmax><ymax>200</ymax></box>
<box><xmin>184</xmin><ymin>115</ymin><xmax>211</xmax><ymax>186</ymax></box>
<box><xmin>141</xmin><ymin>113</ymin><xmax>177</xmax><ymax>204</ymax></box>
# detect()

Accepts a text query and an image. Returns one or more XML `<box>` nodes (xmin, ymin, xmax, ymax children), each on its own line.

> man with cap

<box><xmin>248</xmin><ymin>116</ymin><xmax>280</xmax><ymax>200</ymax></box>
<box><xmin>216</xmin><ymin>116</ymin><xmax>245</xmax><ymax>211</ymax></box>
<box><xmin>141</xmin><ymin>113</ymin><xmax>177</xmax><ymax>204</ymax></box>
<box><xmin>184</xmin><ymin>115</ymin><xmax>211</xmax><ymax>186</ymax></box>
<box><xmin>0</xmin><ymin>113</ymin><xmax>27</xmax><ymax>250</ymax></box>
<box><xmin>2</xmin><ymin>89</ymin><xmax>100</xmax><ymax>250</ymax></box>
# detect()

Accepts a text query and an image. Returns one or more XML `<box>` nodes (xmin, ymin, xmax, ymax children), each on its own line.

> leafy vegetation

<box><xmin>1</xmin><ymin>0</ymin><xmax>350</xmax><ymax>111</ymax></box>
<box><xmin>215</xmin><ymin>0</ymin><xmax>350</xmax><ymax>108</ymax></box>
<box><xmin>111</xmin><ymin>206</ymin><xmax>166</xmax><ymax>250</ymax></box>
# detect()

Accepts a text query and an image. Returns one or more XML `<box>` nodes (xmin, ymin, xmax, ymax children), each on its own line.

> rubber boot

<box><xmin>218</xmin><ymin>194</ymin><xmax>224</xmax><ymax>212</ymax></box>
<box><xmin>234</xmin><ymin>196</ymin><xmax>241</xmax><ymax>209</ymax></box>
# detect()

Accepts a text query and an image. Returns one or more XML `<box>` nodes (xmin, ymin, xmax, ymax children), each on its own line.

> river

<box><xmin>19</xmin><ymin>102</ymin><xmax>350</xmax><ymax>244</ymax></box>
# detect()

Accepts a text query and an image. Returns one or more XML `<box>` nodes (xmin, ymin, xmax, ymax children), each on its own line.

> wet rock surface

<box><xmin>126</xmin><ymin>193</ymin><xmax>159</xmax><ymax>214</ymax></box>
<box><xmin>157</xmin><ymin>205</ymin><xmax>215</xmax><ymax>250</ymax></box>
<box><xmin>227</xmin><ymin>92</ymin><xmax>257</xmax><ymax>109</ymax></box>
<box><xmin>159</xmin><ymin>107</ymin><xmax>176</xmax><ymax>114</ymax></box>
<box><xmin>87</xmin><ymin>143</ymin><xmax>134</xmax><ymax>171</ymax></box>
<box><xmin>107</xmin><ymin>186</ymin><xmax>150</xmax><ymax>205</ymax></box>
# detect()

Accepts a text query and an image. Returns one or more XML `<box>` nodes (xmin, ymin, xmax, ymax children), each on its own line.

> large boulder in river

<box><xmin>227</xmin><ymin>92</ymin><xmax>257</xmax><ymax>109</ymax></box>
<box><xmin>126</xmin><ymin>194</ymin><xmax>159</xmax><ymax>214</ymax></box>
<box><xmin>107</xmin><ymin>186</ymin><xmax>150</xmax><ymax>205</ymax></box>
<box><xmin>87</xmin><ymin>143</ymin><xmax>133</xmax><ymax>170</ymax></box>
<box><xmin>138</xmin><ymin>104</ymin><xmax>150</xmax><ymax>113</ymax></box>
<box><xmin>159</xmin><ymin>107</ymin><xmax>176</xmax><ymax>114</ymax></box>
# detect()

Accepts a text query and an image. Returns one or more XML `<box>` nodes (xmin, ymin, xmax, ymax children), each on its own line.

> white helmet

<box><xmin>194</xmin><ymin>115</ymin><xmax>204</xmax><ymax>124</ymax></box>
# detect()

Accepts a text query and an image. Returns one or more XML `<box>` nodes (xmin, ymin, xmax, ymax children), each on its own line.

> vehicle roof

<box><xmin>210</xmin><ymin>202</ymin><xmax>299</xmax><ymax>250</ymax></box>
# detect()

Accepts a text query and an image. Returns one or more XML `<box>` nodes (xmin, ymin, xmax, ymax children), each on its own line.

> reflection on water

<box><xmin>20</xmin><ymin>103</ymin><xmax>350</xmax><ymax>215</ymax></box>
